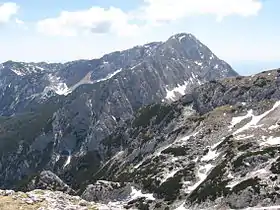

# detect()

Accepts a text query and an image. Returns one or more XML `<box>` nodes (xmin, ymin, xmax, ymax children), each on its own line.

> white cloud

<box><xmin>36</xmin><ymin>0</ymin><xmax>262</xmax><ymax>37</ymax></box>
<box><xmin>15</xmin><ymin>18</ymin><xmax>28</xmax><ymax>30</ymax></box>
<box><xmin>37</xmin><ymin>6</ymin><xmax>139</xmax><ymax>37</ymax></box>
<box><xmin>141</xmin><ymin>0</ymin><xmax>262</xmax><ymax>23</ymax></box>
<box><xmin>0</xmin><ymin>2</ymin><xmax>19</xmax><ymax>23</ymax></box>
<box><xmin>15</xmin><ymin>18</ymin><xmax>24</xmax><ymax>25</ymax></box>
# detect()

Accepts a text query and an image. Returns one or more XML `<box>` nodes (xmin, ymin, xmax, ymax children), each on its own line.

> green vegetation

<box><xmin>237</xmin><ymin>142</ymin><xmax>254</xmax><ymax>151</ymax></box>
<box><xmin>232</xmin><ymin>178</ymin><xmax>261</xmax><ymax>194</ymax></box>
<box><xmin>161</xmin><ymin>146</ymin><xmax>190</xmax><ymax>156</ymax></box>
<box><xmin>188</xmin><ymin>160</ymin><xmax>230</xmax><ymax>203</ymax></box>
<box><xmin>0</xmin><ymin>100</ymin><xmax>60</xmax><ymax>156</ymax></box>
<box><xmin>156</xmin><ymin>174</ymin><xmax>182</xmax><ymax>201</ymax></box>
<box><xmin>155</xmin><ymin>163</ymin><xmax>195</xmax><ymax>202</ymax></box>
<box><xmin>15</xmin><ymin>173</ymin><xmax>38</xmax><ymax>192</ymax></box>
<box><xmin>253</xmin><ymin>76</ymin><xmax>270</xmax><ymax>87</ymax></box>
<box><xmin>102</xmin><ymin>134</ymin><xmax>124</xmax><ymax>147</ymax></box>
<box><xmin>270</xmin><ymin>157</ymin><xmax>280</xmax><ymax>174</ymax></box>
<box><xmin>132</xmin><ymin>104</ymin><xmax>173</xmax><ymax>128</ymax></box>
<box><xmin>233</xmin><ymin>146</ymin><xmax>280</xmax><ymax>168</ymax></box>
<box><xmin>66</xmin><ymin>151</ymin><xmax>102</xmax><ymax>191</ymax></box>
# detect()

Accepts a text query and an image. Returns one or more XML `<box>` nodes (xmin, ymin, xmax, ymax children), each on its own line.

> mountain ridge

<box><xmin>3</xmin><ymin>67</ymin><xmax>279</xmax><ymax>210</ymax></box>
<box><xmin>0</xmin><ymin>32</ymin><xmax>242</xmax><ymax>209</ymax></box>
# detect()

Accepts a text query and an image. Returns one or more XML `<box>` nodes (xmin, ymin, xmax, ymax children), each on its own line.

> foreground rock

<box><xmin>0</xmin><ymin>186</ymin><xmax>157</xmax><ymax>210</ymax></box>
<box><xmin>0</xmin><ymin>189</ymin><xmax>97</xmax><ymax>210</ymax></box>
<box><xmin>20</xmin><ymin>171</ymin><xmax>74</xmax><ymax>194</ymax></box>
<box><xmin>82</xmin><ymin>180</ymin><xmax>132</xmax><ymax>202</ymax></box>
<box><xmin>81</xmin><ymin>180</ymin><xmax>156</xmax><ymax>209</ymax></box>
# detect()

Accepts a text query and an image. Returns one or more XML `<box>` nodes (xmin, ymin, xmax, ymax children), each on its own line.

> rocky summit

<box><xmin>2</xmin><ymin>33</ymin><xmax>280</xmax><ymax>210</ymax></box>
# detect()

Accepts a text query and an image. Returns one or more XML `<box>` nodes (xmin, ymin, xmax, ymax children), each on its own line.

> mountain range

<box><xmin>1</xmin><ymin>33</ymin><xmax>279</xmax><ymax>210</ymax></box>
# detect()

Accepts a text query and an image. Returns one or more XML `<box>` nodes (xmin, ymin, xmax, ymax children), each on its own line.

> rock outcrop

<box><xmin>0</xmin><ymin>189</ymin><xmax>98</xmax><ymax>210</ymax></box>
<box><xmin>21</xmin><ymin>171</ymin><xmax>74</xmax><ymax>194</ymax></box>
<box><xmin>81</xmin><ymin>180</ymin><xmax>132</xmax><ymax>203</ymax></box>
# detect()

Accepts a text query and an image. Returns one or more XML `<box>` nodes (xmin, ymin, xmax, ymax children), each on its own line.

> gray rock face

<box><xmin>22</xmin><ymin>171</ymin><xmax>74</xmax><ymax>194</ymax></box>
<box><xmin>81</xmin><ymin>180</ymin><xmax>132</xmax><ymax>202</ymax></box>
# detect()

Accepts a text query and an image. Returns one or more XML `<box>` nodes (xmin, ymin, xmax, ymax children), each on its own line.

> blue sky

<box><xmin>0</xmin><ymin>0</ymin><xmax>279</xmax><ymax>74</ymax></box>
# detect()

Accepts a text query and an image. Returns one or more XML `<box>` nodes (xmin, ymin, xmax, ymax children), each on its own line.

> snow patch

<box><xmin>233</xmin><ymin>101</ymin><xmax>280</xmax><ymax>135</ymax></box>
<box><xmin>229</xmin><ymin>110</ymin><xmax>253</xmax><ymax>130</ymax></box>
<box><xmin>175</xmin><ymin>203</ymin><xmax>189</xmax><ymax>210</ymax></box>
<box><xmin>35</xmin><ymin>66</ymin><xmax>45</xmax><ymax>71</ymax></box>
<box><xmin>54</xmin><ymin>83</ymin><xmax>70</xmax><ymax>95</ymax></box>
<box><xmin>165</xmin><ymin>81</ymin><xmax>189</xmax><ymax>101</ymax></box>
<box><xmin>129</xmin><ymin>186</ymin><xmax>155</xmax><ymax>201</ymax></box>
<box><xmin>194</xmin><ymin>61</ymin><xmax>203</xmax><ymax>66</ymax></box>
<box><xmin>201</xmin><ymin>149</ymin><xmax>220</xmax><ymax>162</ymax></box>
<box><xmin>11</xmin><ymin>68</ymin><xmax>25</xmax><ymax>76</ymax></box>
<box><xmin>178</xmin><ymin>34</ymin><xmax>186</xmax><ymax>42</ymax></box>
<box><xmin>185</xmin><ymin>163</ymin><xmax>214</xmax><ymax>193</ymax></box>
<box><xmin>161</xmin><ymin>169</ymin><xmax>180</xmax><ymax>183</ymax></box>
<box><xmin>55</xmin><ymin>154</ymin><xmax>60</xmax><ymax>163</ymax></box>
<box><xmin>45</xmin><ymin>74</ymin><xmax>71</xmax><ymax>96</ymax></box>
<box><xmin>96</xmin><ymin>68</ymin><xmax>122</xmax><ymax>83</ymax></box>
<box><xmin>63</xmin><ymin>151</ymin><xmax>72</xmax><ymax>169</ymax></box>
<box><xmin>260</xmin><ymin>136</ymin><xmax>280</xmax><ymax>146</ymax></box>
<box><xmin>268</xmin><ymin>124</ymin><xmax>279</xmax><ymax>130</ymax></box>
<box><xmin>191</xmin><ymin>72</ymin><xmax>198</xmax><ymax>79</ymax></box>
<box><xmin>211</xmin><ymin>139</ymin><xmax>224</xmax><ymax>150</ymax></box>
<box><xmin>184</xmin><ymin>139</ymin><xmax>221</xmax><ymax>194</ymax></box>
<box><xmin>131</xmin><ymin>63</ymin><xmax>141</xmax><ymax>70</ymax></box>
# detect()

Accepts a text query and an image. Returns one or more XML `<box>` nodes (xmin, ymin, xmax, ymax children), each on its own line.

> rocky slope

<box><xmin>0</xmin><ymin>32</ymin><xmax>237</xmax><ymax>192</ymax></box>
<box><xmin>79</xmin><ymin>68</ymin><xmax>280</xmax><ymax>209</ymax></box>
<box><xmin>4</xmin><ymin>68</ymin><xmax>279</xmax><ymax>210</ymax></box>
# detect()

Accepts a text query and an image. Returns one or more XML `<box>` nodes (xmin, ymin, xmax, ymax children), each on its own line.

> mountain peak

<box><xmin>169</xmin><ymin>32</ymin><xmax>196</xmax><ymax>42</ymax></box>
